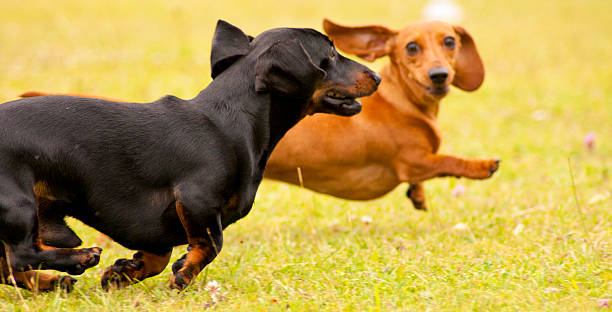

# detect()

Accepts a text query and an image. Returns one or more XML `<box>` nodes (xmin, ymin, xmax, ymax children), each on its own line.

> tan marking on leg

<box><xmin>101</xmin><ymin>250</ymin><xmax>171</xmax><ymax>290</ymax></box>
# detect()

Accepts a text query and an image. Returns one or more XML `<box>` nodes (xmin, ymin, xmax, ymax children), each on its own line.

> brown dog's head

<box><xmin>323</xmin><ymin>19</ymin><xmax>484</xmax><ymax>104</ymax></box>
<box><xmin>210</xmin><ymin>20</ymin><xmax>381</xmax><ymax>117</ymax></box>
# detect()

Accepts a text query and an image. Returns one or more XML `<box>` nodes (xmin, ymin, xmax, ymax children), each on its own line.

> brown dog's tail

<box><xmin>20</xmin><ymin>91</ymin><xmax>126</xmax><ymax>102</ymax></box>
<box><xmin>20</xmin><ymin>91</ymin><xmax>53</xmax><ymax>98</ymax></box>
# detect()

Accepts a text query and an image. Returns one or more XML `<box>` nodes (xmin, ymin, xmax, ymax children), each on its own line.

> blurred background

<box><xmin>0</xmin><ymin>0</ymin><xmax>610</xmax><ymax>310</ymax></box>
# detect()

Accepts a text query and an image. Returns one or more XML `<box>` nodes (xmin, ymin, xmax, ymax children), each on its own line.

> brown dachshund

<box><xmin>265</xmin><ymin>19</ymin><xmax>499</xmax><ymax>210</ymax></box>
<box><xmin>20</xmin><ymin>19</ymin><xmax>498</xmax><ymax>212</ymax></box>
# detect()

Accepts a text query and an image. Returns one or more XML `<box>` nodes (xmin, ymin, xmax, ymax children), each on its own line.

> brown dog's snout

<box><xmin>428</xmin><ymin>67</ymin><xmax>449</xmax><ymax>84</ymax></box>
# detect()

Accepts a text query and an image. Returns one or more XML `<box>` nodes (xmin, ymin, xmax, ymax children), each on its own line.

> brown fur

<box><xmin>264</xmin><ymin>19</ymin><xmax>499</xmax><ymax>210</ymax></box>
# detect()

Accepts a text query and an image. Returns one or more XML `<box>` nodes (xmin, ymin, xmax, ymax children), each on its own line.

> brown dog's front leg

<box><xmin>100</xmin><ymin>250</ymin><xmax>171</xmax><ymax>290</ymax></box>
<box><xmin>399</xmin><ymin>154</ymin><xmax>500</xmax><ymax>182</ymax></box>
<box><xmin>434</xmin><ymin>154</ymin><xmax>500</xmax><ymax>179</ymax></box>
<box><xmin>169</xmin><ymin>201</ymin><xmax>223</xmax><ymax>291</ymax></box>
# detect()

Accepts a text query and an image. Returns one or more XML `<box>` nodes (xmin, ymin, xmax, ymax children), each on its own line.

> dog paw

<box><xmin>100</xmin><ymin>258</ymin><xmax>144</xmax><ymax>290</ymax></box>
<box><xmin>54</xmin><ymin>275</ymin><xmax>78</xmax><ymax>293</ymax></box>
<box><xmin>488</xmin><ymin>159</ymin><xmax>501</xmax><ymax>175</ymax></box>
<box><xmin>169</xmin><ymin>270</ymin><xmax>191</xmax><ymax>291</ymax></box>
<box><xmin>411</xmin><ymin>199</ymin><xmax>427</xmax><ymax>211</ymax></box>
<box><xmin>171</xmin><ymin>256</ymin><xmax>186</xmax><ymax>274</ymax></box>
<box><xmin>66</xmin><ymin>247</ymin><xmax>102</xmax><ymax>275</ymax></box>
<box><xmin>467</xmin><ymin>159</ymin><xmax>501</xmax><ymax>179</ymax></box>
<box><xmin>406</xmin><ymin>185</ymin><xmax>427</xmax><ymax>211</ymax></box>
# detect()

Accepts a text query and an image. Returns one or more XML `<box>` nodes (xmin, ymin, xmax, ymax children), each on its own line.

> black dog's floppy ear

<box><xmin>255</xmin><ymin>39</ymin><xmax>326</xmax><ymax>98</ymax></box>
<box><xmin>210</xmin><ymin>20</ymin><xmax>251</xmax><ymax>79</ymax></box>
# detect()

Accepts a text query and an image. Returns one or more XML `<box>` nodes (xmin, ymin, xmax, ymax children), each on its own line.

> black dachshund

<box><xmin>0</xmin><ymin>20</ymin><xmax>380</xmax><ymax>292</ymax></box>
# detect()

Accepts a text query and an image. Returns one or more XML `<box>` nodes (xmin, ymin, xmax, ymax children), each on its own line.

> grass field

<box><xmin>1</xmin><ymin>0</ymin><xmax>610</xmax><ymax>311</ymax></box>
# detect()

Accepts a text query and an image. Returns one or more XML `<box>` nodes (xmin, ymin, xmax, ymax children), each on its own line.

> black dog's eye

<box><xmin>443</xmin><ymin>36</ymin><xmax>456</xmax><ymax>50</ymax></box>
<box><xmin>319</xmin><ymin>58</ymin><xmax>330</xmax><ymax>68</ymax></box>
<box><xmin>406</xmin><ymin>42</ymin><xmax>420</xmax><ymax>55</ymax></box>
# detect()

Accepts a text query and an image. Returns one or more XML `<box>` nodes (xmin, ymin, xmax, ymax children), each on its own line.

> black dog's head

<box><xmin>210</xmin><ymin>20</ymin><xmax>380</xmax><ymax>117</ymax></box>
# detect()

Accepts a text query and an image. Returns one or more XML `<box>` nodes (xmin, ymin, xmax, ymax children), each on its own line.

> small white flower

<box><xmin>588</xmin><ymin>192</ymin><xmax>610</xmax><ymax>205</ymax></box>
<box><xmin>205</xmin><ymin>280</ymin><xmax>220</xmax><ymax>293</ymax></box>
<box><xmin>543</xmin><ymin>287</ymin><xmax>561</xmax><ymax>293</ymax></box>
<box><xmin>205</xmin><ymin>280</ymin><xmax>224</xmax><ymax>303</ymax></box>
<box><xmin>512</xmin><ymin>224</ymin><xmax>525</xmax><ymax>236</ymax></box>
<box><xmin>361</xmin><ymin>215</ymin><xmax>373</xmax><ymax>225</ymax></box>
<box><xmin>451</xmin><ymin>185</ymin><xmax>466</xmax><ymax>197</ymax></box>
<box><xmin>452</xmin><ymin>222</ymin><xmax>469</xmax><ymax>231</ymax></box>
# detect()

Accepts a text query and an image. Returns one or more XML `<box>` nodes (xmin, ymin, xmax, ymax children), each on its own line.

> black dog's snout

<box><xmin>428</xmin><ymin>67</ymin><xmax>448</xmax><ymax>84</ymax></box>
<box><xmin>369</xmin><ymin>72</ymin><xmax>382</xmax><ymax>86</ymax></box>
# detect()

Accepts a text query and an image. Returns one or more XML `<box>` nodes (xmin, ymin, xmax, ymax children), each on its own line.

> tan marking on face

<box><xmin>34</xmin><ymin>181</ymin><xmax>56</xmax><ymax>200</ymax></box>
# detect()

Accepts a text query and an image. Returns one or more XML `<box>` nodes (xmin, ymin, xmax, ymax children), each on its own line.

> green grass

<box><xmin>1</xmin><ymin>0</ymin><xmax>610</xmax><ymax>310</ymax></box>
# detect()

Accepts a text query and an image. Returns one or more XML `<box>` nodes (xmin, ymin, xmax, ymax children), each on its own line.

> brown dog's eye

<box><xmin>443</xmin><ymin>36</ymin><xmax>456</xmax><ymax>50</ymax></box>
<box><xmin>406</xmin><ymin>42</ymin><xmax>420</xmax><ymax>55</ymax></box>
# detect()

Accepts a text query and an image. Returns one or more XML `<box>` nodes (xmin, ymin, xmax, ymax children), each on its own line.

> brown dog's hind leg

<box><xmin>169</xmin><ymin>201</ymin><xmax>223</xmax><ymax>291</ymax></box>
<box><xmin>407</xmin><ymin>183</ymin><xmax>427</xmax><ymax>211</ymax></box>
<box><xmin>101</xmin><ymin>250</ymin><xmax>171</xmax><ymax>290</ymax></box>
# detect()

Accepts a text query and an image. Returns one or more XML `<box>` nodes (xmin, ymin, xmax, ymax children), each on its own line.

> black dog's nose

<box><xmin>369</xmin><ymin>72</ymin><xmax>382</xmax><ymax>86</ymax></box>
<box><xmin>428</xmin><ymin>67</ymin><xmax>448</xmax><ymax>84</ymax></box>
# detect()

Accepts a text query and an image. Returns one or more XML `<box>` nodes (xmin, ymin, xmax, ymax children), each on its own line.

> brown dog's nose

<box><xmin>428</xmin><ymin>67</ymin><xmax>448</xmax><ymax>84</ymax></box>
<box><xmin>369</xmin><ymin>71</ymin><xmax>382</xmax><ymax>86</ymax></box>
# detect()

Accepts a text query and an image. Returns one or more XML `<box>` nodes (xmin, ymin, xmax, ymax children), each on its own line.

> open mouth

<box><xmin>428</xmin><ymin>85</ymin><xmax>449</xmax><ymax>96</ymax></box>
<box><xmin>417</xmin><ymin>81</ymin><xmax>449</xmax><ymax>97</ymax></box>
<box><xmin>323</xmin><ymin>90</ymin><xmax>362</xmax><ymax>116</ymax></box>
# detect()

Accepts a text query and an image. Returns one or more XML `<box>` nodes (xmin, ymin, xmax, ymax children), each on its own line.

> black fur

<box><xmin>0</xmin><ymin>20</ymin><xmax>379</xmax><ymax>286</ymax></box>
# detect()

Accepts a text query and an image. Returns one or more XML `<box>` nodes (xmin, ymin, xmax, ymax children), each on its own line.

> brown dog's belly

<box><xmin>265</xmin><ymin>163</ymin><xmax>399</xmax><ymax>200</ymax></box>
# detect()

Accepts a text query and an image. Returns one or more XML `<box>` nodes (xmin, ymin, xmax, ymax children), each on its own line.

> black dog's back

<box><xmin>0</xmin><ymin>95</ymin><xmax>237</xmax><ymax>250</ymax></box>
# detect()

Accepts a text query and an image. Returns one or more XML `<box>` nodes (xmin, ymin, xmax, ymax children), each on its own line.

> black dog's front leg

<box><xmin>169</xmin><ymin>188</ymin><xmax>224</xmax><ymax>290</ymax></box>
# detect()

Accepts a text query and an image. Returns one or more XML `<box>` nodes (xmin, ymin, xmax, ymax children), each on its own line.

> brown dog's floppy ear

<box><xmin>210</xmin><ymin>20</ymin><xmax>251</xmax><ymax>79</ymax></box>
<box><xmin>255</xmin><ymin>39</ymin><xmax>326</xmax><ymax>98</ymax></box>
<box><xmin>323</xmin><ymin>18</ymin><xmax>397</xmax><ymax>62</ymax></box>
<box><xmin>452</xmin><ymin>25</ymin><xmax>485</xmax><ymax>91</ymax></box>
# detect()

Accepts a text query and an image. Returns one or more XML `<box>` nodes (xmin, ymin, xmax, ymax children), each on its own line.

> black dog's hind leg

<box><xmin>1</xmin><ymin>244</ymin><xmax>77</xmax><ymax>292</ymax></box>
<box><xmin>169</xmin><ymin>187</ymin><xmax>224</xmax><ymax>290</ymax></box>
<box><xmin>37</xmin><ymin>198</ymin><xmax>83</xmax><ymax>248</ymax></box>
<box><xmin>0</xmin><ymin>171</ymin><xmax>102</xmax><ymax>276</ymax></box>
